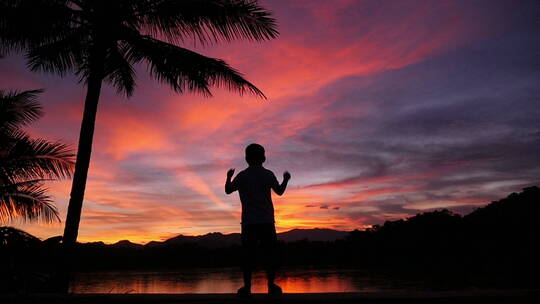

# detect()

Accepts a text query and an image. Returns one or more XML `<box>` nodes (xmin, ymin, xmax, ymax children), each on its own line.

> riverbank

<box><xmin>2</xmin><ymin>290</ymin><xmax>538</xmax><ymax>304</ymax></box>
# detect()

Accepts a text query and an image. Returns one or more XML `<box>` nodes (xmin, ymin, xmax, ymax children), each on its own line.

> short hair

<box><xmin>245</xmin><ymin>143</ymin><xmax>266</xmax><ymax>165</ymax></box>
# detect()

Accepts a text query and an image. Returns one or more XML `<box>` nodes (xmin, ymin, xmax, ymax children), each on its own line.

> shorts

<box><xmin>241</xmin><ymin>223</ymin><xmax>277</xmax><ymax>248</ymax></box>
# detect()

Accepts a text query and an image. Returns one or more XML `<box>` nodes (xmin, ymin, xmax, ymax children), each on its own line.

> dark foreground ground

<box><xmin>1</xmin><ymin>290</ymin><xmax>539</xmax><ymax>304</ymax></box>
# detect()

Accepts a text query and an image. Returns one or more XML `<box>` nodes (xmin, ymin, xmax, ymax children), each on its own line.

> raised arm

<box><xmin>273</xmin><ymin>171</ymin><xmax>291</xmax><ymax>196</ymax></box>
<box><xmin>225</xmin><ymin>168</ymin><xmax>236</xmax><ymax>194</ymax></box>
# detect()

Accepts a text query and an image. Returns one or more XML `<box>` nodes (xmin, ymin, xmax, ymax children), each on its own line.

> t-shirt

<box><xmin>229</xmin><ymin>166</ymin><xmax>279</xmax><ymax>224</ymax></box>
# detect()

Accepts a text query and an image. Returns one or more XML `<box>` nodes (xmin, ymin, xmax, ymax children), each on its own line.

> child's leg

<box><xmin>242</xmin><ymin>265</ymin><xmax>252</xmax><ymax>288</ymax></box>
<box><xmin>260</xmin><ymin>223</ymin><xmax>278</xmax><ymax>285</ymax></box>
<box><xmin>241</xmin><ymin>224</ymin><xmax>257</xmax><ymax>288</ymax></box>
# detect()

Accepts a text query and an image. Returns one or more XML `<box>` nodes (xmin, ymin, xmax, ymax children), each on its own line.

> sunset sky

<box><xmin>1</xmin><ymin>0</ymin><xmax>539</xmax><ymax>244</ymax></box>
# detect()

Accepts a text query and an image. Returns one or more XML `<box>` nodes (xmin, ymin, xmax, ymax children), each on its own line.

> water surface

<box><xmin>71</xmin><ymin>267</ymin><xmax>419</xmax><ymax>294</ymax></box>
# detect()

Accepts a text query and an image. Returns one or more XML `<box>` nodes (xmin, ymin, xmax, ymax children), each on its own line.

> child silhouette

<box><xmin>225</xmin><ymin>143</ymin><xmax>291</xmax><ymax>296</ymax></box>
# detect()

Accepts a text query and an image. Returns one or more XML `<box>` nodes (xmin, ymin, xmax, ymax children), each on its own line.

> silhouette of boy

<box><xmin>225</xmin><ymin>143</ymin><xmax>291</xmax><ymax>296</ymax></box>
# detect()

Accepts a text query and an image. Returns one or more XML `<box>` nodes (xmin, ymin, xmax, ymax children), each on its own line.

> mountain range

<box><xmin>106</xmin><ymin>228</ymin><xmax>350</xmax><ymax>249</ymax></box>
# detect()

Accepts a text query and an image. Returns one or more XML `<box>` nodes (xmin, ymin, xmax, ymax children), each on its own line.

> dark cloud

<box><xmin>281</xmin><ymin>5</ymin><xmax>540</xmax><ymax>225</ymax></box>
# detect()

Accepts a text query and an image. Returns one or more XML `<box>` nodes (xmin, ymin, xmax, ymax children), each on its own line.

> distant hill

<box><xmin>34</xmin><ymin>228</ymin><xmax>351</xmax><ymax>249</ymax></box>
<box><xmin>278</xmin><ymin>228</ymin><xmax>349</xmax><ymax>242</ymax></box>
<box><xmin>148</xmin><ymin>232</ymin><xmax>241</xmax><ymax>248</ymax></box>
<box><xmin>110</xmin><ymin>240</ymin><xmax>144</xmax><ymax>249</ymax></box>
<box><xmin>143</xmin><ymin>228</ymin><xmax>349</xmax><ymax>248</ymax></box>
<box><xmin>463</xmin><ymin>185</ymin><xmax>540</xmax><ymax>229</ymax></box>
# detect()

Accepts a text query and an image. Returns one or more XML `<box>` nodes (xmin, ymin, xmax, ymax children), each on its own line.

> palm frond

<box><xmin>1</xmin><ymin>132</ymin><xmax>75</xmax><ymax>182</ymax></box>
<box><xmin>126</xmin><ymin>35</ymin><xmax>265</xmax><ymax>98</ymax></box>
<box><xmin>0</xmin><ymin>181</ymin><xmax>60</xmax><ymax>223</ymax></box>
<box><xmin>0</xmin><ymin>0</ymin><xmax>77</xmax><ymax>54</ymax></box>
<box><xmin>0</xmin><ymin>89</ymin><xmax>44</xmax><ymax>131</ymax></box>
<box><xmin>26</xmin><ymin>28</ymin><xmax>88</xmax><ymax>77</ymax></box>
<box><xmin>102</xmin><ymin>42</ymin><xmax>137</xmax><ymax>97</ymax></box>
<box><xmin>139</xmin><ymin>0</ymin><xmax>278</xmax><ymax>45</ymax></box>
<box><xmin>0</xmin><ymin>87</ymin><xmax>70</xmax><ymax>224</ymax></box>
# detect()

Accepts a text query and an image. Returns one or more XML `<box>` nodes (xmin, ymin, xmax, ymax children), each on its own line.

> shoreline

<box><xmin>2</xmin><ymin>290</ymin><xmax>539</xmax><ymax>304</ymax></box>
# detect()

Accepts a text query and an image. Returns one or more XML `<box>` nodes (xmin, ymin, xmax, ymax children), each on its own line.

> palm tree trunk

<box><xmin>62</xmin><ymin>72</ymin><xmax>102</xmax><ymax>247</ymax></box>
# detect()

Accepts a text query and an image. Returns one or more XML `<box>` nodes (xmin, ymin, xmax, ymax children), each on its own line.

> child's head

<box><xmin>245</xmin><ymin>143</ymin><xmax>266</xmax><ymax>166</ymax></box>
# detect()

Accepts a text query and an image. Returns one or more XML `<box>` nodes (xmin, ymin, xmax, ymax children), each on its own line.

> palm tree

<box><xmin>0</xmin><ymin>89</ymin><xmax>75</xmax><ymax>223</ymax></box>
<box><xmin>0</xmin><ymin>0</ymin><xmax>278</xmax><ymax>248</ymax></box>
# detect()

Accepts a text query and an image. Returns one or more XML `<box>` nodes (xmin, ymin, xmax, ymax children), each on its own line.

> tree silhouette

<box><xmin>0</xmin><ymin>0</ymin><xmax>278</xmax><ymax>251</ymax></box>
<box><xmin>0</xmin><ymin>89</ymin><xmax>74</xmax><ymax>223</ymax></box>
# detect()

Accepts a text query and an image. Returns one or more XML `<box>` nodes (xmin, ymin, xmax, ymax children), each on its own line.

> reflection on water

<box><xmin>71</xmin><ymin>268</ymin><xmax>415</xmax><ymax>294</ymax></box>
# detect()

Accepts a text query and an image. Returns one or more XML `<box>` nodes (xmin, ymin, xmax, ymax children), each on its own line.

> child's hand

<box><xmin>227</xmin><ymin>168</ymin><xmax>235</xmax><ymax>179</ymax></box>
<box><xmin>283</xmin><ymin>171</ymin><xmax>291</xmax><ymax>181</ymax></box>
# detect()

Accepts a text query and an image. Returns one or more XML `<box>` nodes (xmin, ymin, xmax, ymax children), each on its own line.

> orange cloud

<box><xmin>97</xmin><ymin>108</ymin><xmax>172</xmax><ymax>159</ymax></box>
